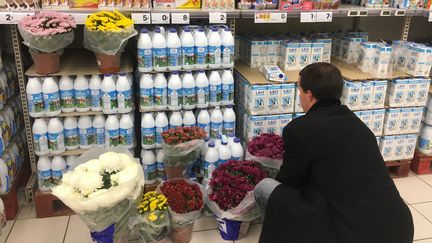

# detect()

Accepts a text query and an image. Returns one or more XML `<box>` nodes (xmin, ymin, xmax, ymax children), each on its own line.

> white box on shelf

<box><xmin>372</xmin><ymin>80</ymin><xmax>388</xmax><ymax>109</ymax></box>
<box><xmin>278</xmin><ymin>114</ymin><xmax>292</xmax><ymax>136</ymax></box>
<box><xmin>361</xmin><ymin>110</ymin><xmax>373</xmax><ymax>131</ymax></box>
<box><xmin>383</xmin><ymin>108</ymin><xmax>401</xmax><ymax>135</ymax></box>
<box><xmin>361</xmin><ymin>81</ymin><xmax>374</xmax><ymax>110</ymax></box>
<box><xmin>294</xmin><ymin>86</ymin><xmax>304</xmax><ymax>113</ymax></box>
<box><xmin>405</xmin><ymin>78</ymin><xmax>418</xmax><ymax>107</ymax></box>
<box><xmin>399</xmin><ymin>108</ymin><xmax>412</xmax><ymax>134</ymax></box>
<box><xmin>374</xmin><ymin>44</ymin><xmax>392</xmax><ymax>77</ymax></box>
<box><xmin>416</xmin><ymin>78</ymin><xmax>431</xmax><ymax>106</ymax></box>
<box><xmin>267</xmin><ymin>84</ymin><xmax>281</xmax><ymax>114</ymax></box>
<box><xmin>410</xmin><ymin>107</ymin><xmax>424</xmax><ymax>134</ymax></box>
<box><xmin>372</xmin><ymin>109</ymin><xmax>385</xmax><ymax>136</ymax></box>
<box><xmin>266</xmin><ymin>40</ymin><xmax>278</xmax><ymax>66</ymax></box>
<box><xmin>358</xmin><ymin>42</ymin><xmax>376</xmax><ymax>73</ymax></box>
<box><xmin>280</xmin><ymin>83</ymin><xmax>295</xmax><ymax>113</ymax></box>
<box><xmin>406</xmin><ymin>44</ymin><xmax>430</xmax><ymax>77</ymax></box>
<box><xmin>394</xmin><ymin>135</ymin><xmax>406</xmax><ymax>160</ymax></box>
<box><xmin>247</xmin><ymin>115</ymin><xmax>266</xmax><ymax>140</ymax></box>
<box><xmin>387</xmin><ymin>79</ymin><xmax>408</xmax><ymax>107</ymax></box>
<box><xmin>315</xmin><ymin>38</ymin><xmax>332</xmax><ymax>63</ymax></box>
<box><xmin>281</xmin><ymin>41</ymin><xmax>300</xmax><ymax>71</ymax></box>
<box><xmin>311</xmin><ymin>42</ymin><xmax>324</xmax><ymax>64</ymax></box>
<box><xmin>341</xmin><ymin>36</ymin><xmax>362</xmax><ymax>64</ymax></box>
<box><xmin>247</xmin><ymin>85</ymin><xmax>267</xmax><ymax>115</ymax></box>
<box><xmin>379</xmin><ymin>136</ymin><xmax>395</xmax><ymax>161</ymax></box>
<box><xmin>299</xmin><ymin>41</ymin><xmax>312</xmax><ymax>69</ymax></box>
<box><xmin>266</xmin><ymin>115</ymin><xmax>279</xmax><ymax>134</ymax></box>
<box><xmin>404</xmin><ymin>134</ymin><xmax>418</xmax><ymax>160</ymax></box>
<box><xmin>341</xmin><ymin>81</ymin><xmax>362</xmax><ymax>110</ymax></box>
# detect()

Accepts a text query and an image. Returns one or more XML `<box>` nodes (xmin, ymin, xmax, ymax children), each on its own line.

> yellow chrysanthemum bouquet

<box><xmin>128</xmin><ymin>191</ymin><xmax>171</xmax><ymax>243</ymax></box>
<box><xmin>84</xmin><ymin>10</ymin><xmax>137</xmax><ymax>73</ymax></box>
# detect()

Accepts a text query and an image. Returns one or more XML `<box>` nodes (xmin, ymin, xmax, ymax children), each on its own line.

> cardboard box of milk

<box><xmin>384</xmin><ymin>108</ymin><xmax>401</xmax><ymax>135</ymax></box>
<box><xmin>299</xmin><ymin>41</ymin><xmax>312</xmax><ymax>69</ymax></box>
<box><xmin>361</xmin><ymin>110</ymin><xmax>373</xmax><ymax>131</ymax></box>
<box><xmin>372</xmin><ymin>109</ymin><xmax>385</xmax><ymax>136</ymax></box>
<box><xmin>341</xmin><ymin>36</ymin><xmax>362</xmax><ymax>64</ymax></box>
<box><xmin>341</xmin><ymin>81</ymin><xmax>362</xmax><ymax>110</ymax></box>
<box><xmin>410</xmin><ymin>107</ymin><xmax>423</xmax><ymax>134</ymax></box>
<box><xmin>250</xmin><ymin>40</ymin><xmax>261</xmax><ymax>68</ymax></box>
<box><xmin>315</xmin><ymin>38</ymin><xmax>332</xmax><ymax>63</ymax></box>
<box><xmin>372</xmin><ymin>80</ymin><xmax>388</xmax><ymax>109</ymax></box>
<box><xmin>266</xmin><ymin>115</ymin><xmax>279</xmax><ymax>134</ymax></box>
<box><xmin>282</xmin><ymin>41</ymin><xmax>300</xmax><ymax>71</ymax></box>
<box><xmin>404</xmin><ymin>134</ymin><xmax>418</xmax><ymax>159</ymax></box>
<box><xmin>267</xmin><ymin>84</ymin><xmax>281</xmax><ymax>115</ymax></box>
<box><xmin>247</xmin><ymin>115</ymin><xmax>266</xmax><ymax>140</ymax></box>
<box><xmin>248</xmin><ymin>85</ymin><xmax>267</xmax><ymax>115</ymax></box>
<box><xmin>379</xmin><ymin>136</ymin><xmax>395</xmax><ymax>161</ymax></box>
<box><xmin>394</xmin><ymin>135</ymin><xmax>406</xmax><ymax>160</ymax></box>
<box><xmin>406</xmin><ymin>44</ymin><xmax>429</xmax><ymax>76</ymax></box>
<box><xmin>399</xmin><ymin>108</ymin><xmax>412</xmax><ymax>134</ymax></box>
<box><xmin>361</xmin><ymin>81</ymin><xmax>374</xmax><ymax>110</ymax></box>
<box><xmin>259</xmin><ymin>40</ymin><xmax>268</xmax><ymax>67</ymax></box>
<box><xmin>278</xmin><ymin>114</ymin><xmax>292</xmax><ymax>136</ymax></box>
<box><xmin>357</xmin><ymin>42</ymin><xmax>377</xmax><ymax>73</ymax></box>
<box><xmin>416</xmin><ymin>78</ymin><xmax>431</xmax><ymax>106</ymax></box>
<box><xmin>266</xmin><ymin>40</ymin><xmax>278</xmax><ymax>66</ymax></box>
<box><xmin>294</xmin><ymin>85</ymin><xmax>304</xmax><ymax>113</ymax></box>
<box><xmin>386</xmin><ymin>79</ymin><xmax>408</xmax><ymax>107</ymax></box>
<box><xmin>405</xmin><ymin>79</ymin><xmax>418</xmax><ymax>107</ymax></box>
<box><xmin>374</xmin><ymin>44</ymin><xmax>392</xmax><ymax>77</ymax></box>
<box><xmin>311</xmin><ymin>42</ymin><xmax>324</xmax><ymax>64</ymax></box>
<box><xmin>280</xmin><ymin>83</ymin><xmax>295</xmax><ymax>113</ymax></box>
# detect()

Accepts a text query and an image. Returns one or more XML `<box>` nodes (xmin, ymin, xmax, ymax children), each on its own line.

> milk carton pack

<box><xmin>410</xmin><ymin>107</ymin><xmax>423</xmax><ymax>133</ymax></box>
<box><xmin>379</xmin><ymin>136</ymin><xmax>395</xmax><ymax>161</ymax></box>
<box><xmin>405</xmin><ymin>79</ymin><xmax>418</xmax><ymax>106</ymax></box>
<box><xmin>341</xmin><ymin>81</ymin><xmax>361</xmax><ymax>110</ymax></box>
<box><xmin>372</xmin><ymin>80</ymin><xmax>388</xmax><ymax>109</ymax></box>
<box><xmin>267</xmin><ymin>84</ymin><xmax>281</xmax><ymax>114</ymax></box>
<box><xmin>266</xmin><ymin>40</ymin><xmax>278</xmax><ymax>66</ymax></box>
<box><xmin>315</xmin><ymin>38</ymin><xmax>332</xmax><ymax>63</ymax></box>
<box><xmin>341</xmin><ymin>36</ymin><xmax>362</xmax><ymax>64</ymax></box>
<box><xmin>406</xmin><ymin>44</ymin><xmax>430</xmax><ymax>77</ymax></box>
<box><xmin>250</xmin><ymin>39</ymin><xmax>261</xmax><ymax>68</ymax></box>
<box><xmin>387</xmin><ymin>79</ymin><xmax>408</xmax><ymax>107</ymax></box>
<box><xmin>394</xmin><ymin>135</ymin><xmax>406</xmax><ymax>160</ymax></box>
<box><xmin>278</xmin><ymin>114</ymin><xmax>292</xmax><ymax>136</ymax></box>
<box><xmin>416</xmin><ymin>78</ymin><xmax>431</xmax><ymax>106</ymax></box>
<box><xmin>294</xmin><ymin>86</ymin><xmax>304</xmax><ymax>113</ymax></box>
<box><xmin>384</xmin><ymin>108</ymin><xmax>401</xmax><ymax>135</ymax></box>
<box><xmin>404</xmin><ymin>134</ymin><xmax>417</xmax><ymax>159</ymax></box>
<box><xmin>280</xmin><ymin>83</ymin><xmax>295</xmax><ymax>113</ymax></box>
<box><xmin>361</xmin><ymin>110</ymin><xmax>373</xmax><ymax>130</ymax></box>
<box><xmin>358</xmin><ymin>42</ymin><xmax>376</xmax><ymax>73</ymax></box>
<box><xmin>247</xmin><ymin>115</ymin><xmax>266</xmax><ymax>140</ymax></box>
<box><xmin>299</xmin><ymin>41</ymin><xmax>312</xmax><ymax>69</ymax></box>
<box><xmin>281</xmin><ymin>41</ymin><xmax>300</xmax><ymax>71</ymax></box>
<box><xmin>372</xmin><ymin>109</ymin><xmax>385</xmax><ymax>136</ymax></box>
<box><xmin>311</xmin><ymin>42</ymin><xmax>324</xmax><ymax>64</ymax></box>
<box><xmin>266</xmin><ymin>115</ymin><xmax>279</xmax><ymax>134</ymax></box>
<box><xmin>361</xmin><ymin>81</ymin><xmax>374</xmax><ymax>110</ymax></box>
<box><xmin>399</xmin><ymin>108</ymin><xmax>412</xmax><ymax>134</ymax></box>
<box><xmin>374</xmin><ymin>44</ymin><xmax>392</xmax><ymax>77</ymax></box>
<box><xmin>259</xmin><ymin>40</ymin><xmax>268</xmax><ymax>67</ymax></box>
<box><xmin>247</xmin><ymin>85</ymin><xmax>267</xmax><ymax>115</ymax></box>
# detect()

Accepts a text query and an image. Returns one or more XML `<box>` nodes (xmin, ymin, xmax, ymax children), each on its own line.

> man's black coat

<box><xmin>259</xmin><ymin>99</ymin><xmax>414</xmax><ymax>243</ymax></box>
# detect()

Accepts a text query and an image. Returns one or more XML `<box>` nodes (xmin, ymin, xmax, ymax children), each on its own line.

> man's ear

<box><xmin>306</xmin><ymin>90</ymin><xmax>314</xmax><ymax>101</ymax></box>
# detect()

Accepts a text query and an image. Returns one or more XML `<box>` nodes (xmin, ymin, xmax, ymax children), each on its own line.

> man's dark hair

<box><xmin>298</xmin><ymin>62</ymin><xmax>344</xmax><ymax>100</ymax></box>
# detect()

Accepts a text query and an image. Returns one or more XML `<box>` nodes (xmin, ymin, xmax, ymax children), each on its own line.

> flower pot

<box><xmin>95</xmin><ymin>52</ymin><xmax>121</xmax><ymax>74</ymax></box>
<box><xmin>216</xmin><ymin>218</ymin><xmax>251</xmax><ymax>241</ymax></box>
<box><xmin>170</xmin><ymin>225</ymin><xmax>193</xmax><ymax>243</ymax></box>
<box><xmin>164</xmin><ymin>165</ymin><xmax>186</xmax><ymax>179</ymax></box>
<box><xmin>30</xmin><ymin>51</ymin><xmax>61</xmax><ymax>75</ymax></box>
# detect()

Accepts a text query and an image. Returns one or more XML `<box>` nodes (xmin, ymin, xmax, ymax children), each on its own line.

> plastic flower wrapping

<box><xmin>128</xmin><ymin>191</ymin><xmax>170</xmax><ymax>243</ymax></box>
<box><xmin>161</xmin><ymin>126</ymin><xmax>206</xmax><ymax>167</ymax></box>
<box><xmin>246</xmin><ymin>133</ymin><xmax>284</xmax><ymax>177</ymax></box>
<box><xmin>84</xmin><ymin>10</ymin><xmax>137</xmax><ymax>55</ymax></box>
<box><xmin>52</xmin><ymin>147</ymin><xmax>144</xmax><ymax>243</ymax></box>
<box><xmin>18</xmin><ymin>12</ymin><xmax>76</xmax><ymax>53</ymax></box>
<box><xmin>206</xmin><ymin>160</ymin><xmax>267</xmax><ymax>221</ymax></box>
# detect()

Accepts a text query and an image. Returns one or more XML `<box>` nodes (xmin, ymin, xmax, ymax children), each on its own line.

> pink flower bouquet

<box><xmin>246</xmin><ymin>133</ymin><xmax>284</xmax><ymax>177</ymax></box>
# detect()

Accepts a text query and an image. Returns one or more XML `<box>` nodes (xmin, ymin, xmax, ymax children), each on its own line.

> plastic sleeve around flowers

<box><xmin>162</xmin><ymin>139</ymin><xmax>204</xmax><ymax>166</ymax></box>
<box><xmin>245</xmin><ymin>150</ymin><xmax>283</xmax><ymax>170</ymax></box>
<box><xmin>128</xmin><ymin>210</ymin><xmax>170</xmax><ymax>243</ymax></box>
<box><xmin>157</xmin><ymin>180</ymin><xmax>204</xmax><ymax>228</ymax></box>
<box><xmin>83</xmin><ymin>25</ymin><xmax>138</xmax><ymax>56</ymax></box>
<box><xmin>18</xmin><ymin>26</ymin><xmax>74</xmax><ymax>53</ymax></box>
<box><xmin>205</xmin><ymin>189</ymin><xmax>261</xmax><ymax>222</ymax></box>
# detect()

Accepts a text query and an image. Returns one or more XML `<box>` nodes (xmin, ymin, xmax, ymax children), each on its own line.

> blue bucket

<box><xmin>217</xmin><ymin>218</ymin><xmax>251</xmax><ymax>241</ymax></box>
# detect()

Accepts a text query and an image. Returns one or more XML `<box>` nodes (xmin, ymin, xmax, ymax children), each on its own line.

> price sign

<box><xmin>0</xmin><ymin>12</ymin><xmax>34</xmax><ymax>24</ymax></box>
<box><xmin>347</xmin><ymin>10</ymin><xmax>359</xmax><ymax>16</ymax></box>
<box><xmin>71</xmin><ymin>13</ymin><xmax>90</xmax><ymax>25</ymax></box>
<box><xmin>359</xmin><ymin>10</ymin><xmax>368</xmax><ymax>16</ymax></box>
<box><xmin>254</xmin><ymin>12</ymin><xmax>287</xmax><ymax>23</ymax></box>
<box><xmin>171</xmin><ymin>13</ymin><xmax>189</xmax><ymax>24</ymax></box>
<box><xmin>394</xmin><ymin>10</ymin><xmax>406</xmax><ymax>16</ymax></box>
<box><xmin>316</xmin><ymin>12</ymin><xmax>333</xmax><ymax>22</ymax></box>
<box><xmin>209</xmin><ymin>12</ymin><xmax>227</xmax><ymax>24</ymax></box>
<box><xmin>380</xmin><ymin>10</ymin><xmax>391</xmax><ymax>16</ymax></box>
<box><xmin>152</xmin><ymin>13</ymin><xmax>170</xmax><ymax>24</ymax></box>
<box><xmin>300</xmin><ymin>12</ymin><xmax>317</xmax><ymax>22</ymax></box>
<box><xmin>131</xmin><ymin>13</ymin><xmax>151</xmax><ymax>24</ymax></box>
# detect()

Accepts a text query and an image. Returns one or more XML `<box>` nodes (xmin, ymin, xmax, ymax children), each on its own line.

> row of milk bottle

<box><xmin>0</xmin><ymin>100</ymin><xmax>21</xmax><ymax>157</ymax></box>
<box><xmin>0</xmin><ymin>62</ymin><xmax>19</xmax><ymax>111</ymax></box>
<box><xmin>0</xmin><ymin>135</ymin><xmax>27</xmax><ymax>194</ymax></box>
<box><xmin>26</xmin><ymin>74</ymin><xmax>134</xmax><ymax>117</ymax></box>
<box><xmin>141</xmin><ymin>149</ymin><xmax>166</xmax><ymax>185</ymax></box>
<box><xmin>36</xmin><ymin>155</ymin><xmax>78</xmax><ymax>192</ymax></box>
<box><xmin>32</xmin><ymin>114</ymin><xmax>135</xmax><ymax>155</ymax></box>
<box><xmin>140</xmin><ymin>70</ymin><xmax>234</xmax><ymax>111</ymax></box>
<box><xmin>141</xmin><ymin>106</ymin><xmax>236</xmax><ymax>148</ymax></box>
<box><xmin>201</xmin><ymin>134</ymin><xmax>244</xmax><ymax>182</ymax></box>
<box><xmin>137</xmin><ymin>26</ymin><xmax>235</xmax><ymax>72</ymax></box>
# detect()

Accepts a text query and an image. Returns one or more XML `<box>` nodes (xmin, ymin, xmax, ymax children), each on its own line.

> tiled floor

<box><xmin>2</xmin><ymin>173</ymin><xmax>432</xmax><ymax>243</ymax></box>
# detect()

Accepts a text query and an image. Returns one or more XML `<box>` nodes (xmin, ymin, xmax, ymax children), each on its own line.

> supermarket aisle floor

<box><xmin>2</xmin><ymin>172</ymin><xmax>432</xmax><ymax>243</ymax></box>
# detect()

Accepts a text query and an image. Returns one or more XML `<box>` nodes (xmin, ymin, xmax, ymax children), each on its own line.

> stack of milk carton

<box><xmin>332</xmin><ymin>31</ymin><xmax>368</xmax><ymax>63</ymax></box>
<box><xmin>392</xmin><ymin>41</ymin><xmax>432</xmax><ymax>77</ymax></box>
<box><xmin>341</xmin><ymin>80</ymin><xmax>388</xmax><ymax>111</ymax></box>
<box><xmin>357</xmin><ymin>42</ymin><xmax>393</xmax><ymax>77</ymax></box>
<box><xmin>386</xmin><ymin>78</ymin><xmax>430</xmax><ymax>107</ymax></box>
<box><xmin>378</xmin><ymin>134</ymin><xmax>418</xmax><ymax>161</ymax></box>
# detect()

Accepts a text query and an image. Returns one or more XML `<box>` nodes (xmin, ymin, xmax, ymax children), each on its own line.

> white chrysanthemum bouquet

<box><xmin>52</xmin><ymin>147</ymin><xmax>144</xmax><ymax>243</ymax></box>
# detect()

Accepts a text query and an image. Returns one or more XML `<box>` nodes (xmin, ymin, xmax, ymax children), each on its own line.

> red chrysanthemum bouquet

<box><xmin>161</xmin><ymin>127</ymin><xmax>206</xmax><ymax>179</ymax></box>
<box><xmin>159</xmin><ymin>179</ymin><xmax>204</xmax><ymax>243</ymax></box>
<box><xmin>206</xmin><ymin>160</ymin><xmax>267</xmax><ymax>241</ymax></box>
<box><xmin>246</xmin><ymin>133</ymin><xmax>284</xmax><ymax>177</ymax></box>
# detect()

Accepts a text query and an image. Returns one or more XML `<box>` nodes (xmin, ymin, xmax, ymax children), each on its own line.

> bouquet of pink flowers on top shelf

<box><xmin>246</xmin><ymin>133</ymin><xmax>284</xmax><ymax>178</ymax></box>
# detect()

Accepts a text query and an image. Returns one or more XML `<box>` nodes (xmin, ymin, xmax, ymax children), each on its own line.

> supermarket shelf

<box><xmin>30</xmin><ymin>111</ymin><xmax>103</xmax><ymax>118</ymax></box>
<box><xmin>140</xmin><ymin>66</ymin><xmax>234</xmax><ymax>74</ymax></box>
<box><xmin>25</xmin><ymin>49</ymin><xmax>133</xmax><ymax>77</ymax></box>
<box><xmin>235</xmin><ymin>62</ymin><xmax>299</xmax><ymax>84</ymax></box>
<box><xmin>140</xmin><ymin>103</ymin><xmax>235</xmax><ymax>112</ymax></box>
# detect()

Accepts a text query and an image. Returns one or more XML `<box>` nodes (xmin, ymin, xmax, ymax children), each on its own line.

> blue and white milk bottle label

<box><xmin>197</xmin><ymin>87</ymin><xmax>209</xmax><ymax>105</ymax></box>
<box><xmin>91</xmin><ymin>89</ymin><xmax>101</xmax><ymax>108</ymax></box>
<box><xmin>119</xmin><ymin>128</ymin><xmax>134</xmax><ymax>146</ymax></box>
<box><xmin>102</xmin><ymin>91</ymin><xmax>117</xmax><ymax>111</ymax></box>
<box><xmin>210</xmin><ymin>85</ymin><xmax>222</xmax><ymax>103</ymax></box>
<box><xmin>222</xmin><ymin>84</ymin><xmax>234</xmax><ymax>102</ymax></box>
<box><xmin>37</xmin><ymin>170</ymin><xmax>51</xmax><ymax>191</ymax></box>
<box><xmin>222</xmin><ymin>45</ymin><xmax>234</xmax><ymax>64</ymax></box>
<box><xmin>138</xmin><ymin>48</ymin><xmax>153</xmax><ymax>69</ymax></box>
<box><xmin>75</xmin><ymin>89</ymin><xmax>90</xmax><ymax>108</ymax></box>
<box><xmin>210</xmin><ymin>122</ymin><xmax>222</xmax><ymax>138</ymax></box>
<box><xmin>141</xmin><ymin>127</ymin><xmax>155</xmax><ymax>146</ymax></box>
<box><xmin>95</xmin><ymin>128</ymin><xmax>105</xmax><ymax>145</ymax></box>
<box><xmin>64</xmin><ymin>128</ymin><xmax>79</xmax><ymax>147</ymax></box>
<box><xmin>27</xmin><ymin>92</ymin><xmax>44</xmax><ymax>114</ymax></box>
<box><xmin>105</xmin><ymin>129</ymin><xmax>119</xmax><ymax>147</ymax></box>
<box><xmin>43</xmin><ymin>92</ymin><xmax>61</xmax><ymax>112</ymax></box>
<box><xmin>196</xmin><ymin>46</ymin><xmax>208</xmax><ymax>65</ymax></box>
<box><xmin>80</xmin><ymin>127</ymin><xmax>94</xmax><ymax>146</ymax></box>
<box><xmin>153</xmin><ymin>48</ymin><xmax>168</xmax><ymax>68</ymax></box>
<box><xmin>140</xmin><ymin>88</ymin><xmax>154</xmax><ymax>107</ymax></box>
<box><xmin>48</xmin><ymin>132</ymin><xmax>64</xmax><ymax>152</ymax></box>
<box><xmin>155</xmin><ymin>126</ymin><xmax>168</xmax><ymax>145</ymax></box>
<box><xmin>169</xmin><ymin>89</ymin><xmax>182</xmax><ymax>107</ymax></box>
<box><xmin>154</xmin><ymin>88</ymin><xmax>167</xmax><ymax>106</ymax></box>
<box><xmin>168</xmin><ymin>47</ymin><xmax>181</xmax><ymax>67</ymax></box>
<box><xmin>208</xmin><ymin>46</ymin><xmax>222</xmax><ymax>64</ymax></box>
<box><xmin>52</xmin><ymin>169</ymin><xmax>64</xmax><ymax>184</ymax></box>
<box><xmin>183</xmin><ymin>87</ymin><xmax>196</xmax><ymax>106</ymax></box>
<box><xmin>144</xmin><ymin>163</ymin><xmax>157</xmax><ymax>182</ymax></box>
<box><xmin>60</xmin><ymin>89</ymin><xmax>75</xmax><ymax>109</ymax></box>
<box><xmin>33</xmin><ymin>133</ymin><xmax>48</xmax><ymax>153</ymax></box>
<box><xmin>223</xmin><ymin>121</ymin><xmax>235</xmax><ymax>135</ymax></box>
<box><xmin>118</xmin><ymin>89</ymin><xmax>132</xmax><ymax>110</ymax></box>
<box><xmin>182</xmin><ymin>46</ymin><xmax>195</xmax><ymax>66</ymax></box>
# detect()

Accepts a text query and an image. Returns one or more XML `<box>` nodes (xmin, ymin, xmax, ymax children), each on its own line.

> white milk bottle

<box><xmin>196</xmin><ymin>70</ymin><xmax>209</xmax><ymax>108</ymax></box>
<box><xmin>418</xmin><ymin>124</ymin><xmax>432</xmax><ymax>155</ymax></box>
<box><xmin>194</xmin><ymin>27</ymin><xmax>208</xmax><ymax>69</ymax></box>
<box><xmin>119</xmin><ymin>114</ymin><xmax>134</xmax><ymax>149</ymax></box>
<box><xmin>78</xmin><ymin>116</ymin><xmax>94</xmax><ymax>149</ymax></box>
<box><xmin>89</xmin><ymin>75</ymin><xmax>102</xmax><ymax>111</ymax></box>
<box><xmin>0</xmin><ymin>158</ymin><xmax>10</xmax><ymax>194</ymax></box>
<box><xmin>66</xmin><ymin>155</ymin><xmax>77</xmax><ymax>169</ymax></box>
<box><xmin>138</xmin><ymin>28</ymin><xmax>153</xmax><ymax>72</ymax></box>
<box><xmin>105</xmin><ymin>115</ymin><xmax>119</xmax><ymax>147</ymax></box>
<box><xmin>223</xmin><ymin>105</ymin><xmax>236</xmax><ymax>135</ymax></box>
<box><xmin>141</xmin><ymin>113</ymin><xmax>155</xmax><ymax>149</ymax></box>
<box><xmin>208</xmin><ymin>26</ymin><xmax>222</xmax><ymax>68</ymax></box>
<box><xmin>51</xmin><ymin>156</ymin><xmax>66</xmax><ymax>185</ymax></box>
<box><xmin>182</xmin><ymin>71</ymin><xmax>196</xmax><ymax>109</ymax></box>
<box><xmin>93</xmin><ymin>114</ymin><xmax>106</xmax><ymax>147</ymax></box>
<box><xmin>37</xmin><ymin>156</ymin><xmax>51</xmax><ymax>192</ymax></box>
<box><xmin>116</xmin><ymin>74</ymin><xmax>132</xmax><ymax>113</ymax></box>
<box><xmin>168</xmin><ymin>72</ymin><xmax>183</xmax><ymax>110</ymax></box>
<box><xmin>27</xmin><ymin>77</ymin><xmax>44</xmax><ymax>117</ymax></box>
<box><xmin>215</xmin><ymin>134</ymin><xmax>222</xmax><ymax>150</ymax></box>
<box><xmin>74</xmin><ymin>75</ymin><xmax>91</xmax><ymax>112</ymax></box>
<box><xmin>48</xmin><ymin>118</ymin><xmax>65</xmax><ymax>154</ymax></box>
<box><xmin>140</xmin><ymin>73</ymin><xmax>154</xmax><ymax>111</ymax></box>
<box><xmin>43</xmin><ymin>77</ymin><xmax>61</xmax><ymax>116</ymax></box>
<box><xmin>156</xmin><ymin>149</ymin><xmax>166</xmax><ymax>182</ymax></box>
<box><xmin>169</xmin><ymin>111</ymin><xmax>183</xmax><ymax>129</ymax></box>
<box><xmin>101</xmin><ymin>74</ymin><xmax>117</xmax><ymax>114</ymax></box>
<box><xmin>63</xmin><ymin>117</ymin><xmax>79</xmax><ymax>150</ymax></box>
<box><xmin>142</xmin><ymin>150</ymin><xmax>157</xmax><ymax>184</ymax></box>
<box><xmin>167</xmin><ymin>28</ymin><xmax>181</xmax><ymax>71</ymax></box>
<box><xmin>183</xmin><ymin>110</ymin><xmax>196</xmax><ymax>127</ymax></box>
<box><xmin>231</xmin><ymin>138</ymin><xmax>244</xmax><ymax>160</ymax></box>
<box><xmin>221</xmin><ymin>69</ymin><xmax>234</xmax><ymax>105</ymax></box>
<box><xmin>218</xmin><ymin>140</ymin><xmax>231</xmax><ymax>165</ymax></box>
<box><xmin>181</xmin><ymin>27</ymin><xmax>195</xmax><ymax>70</ymax></box>
<box><xmin>154</xmin><ymin>73</ymin><xmax>168</xmax><ymax>110</ymax></box>
<box><xmin>152</xmin><ymin>28</ymin><xmax>168</xmax><ymax>72</ymax></box>
<box><xmin>155</xmin><ymin>112</ymin><xmax>169</xmax><ymax>147</ymax></box>
<box><xmin>210</xmin><ymin>107</ymin><xmax>223</xmax><ymax>139</ymax></box>
<box><xmin>197</xmin><ymin>109</ymin><xmax>210</xmax><ymax>136</ymax></box>
<box><xmin>209</xmin><ymin>71</ymin><xmax>222</xmax><ymax>106</ymax></box>
<box><xmin>227</xmin><ymin>133</ymin><xmax>236</xmax><ymax>147</ymax></box>
<box><xmin>204</xmin><ymin>141</ymin><xmax>218</xmax><ymax>180</ymax></box>
<box><xmin>59</xmin><ymin>75</ymin><xmax>75</xmax><ymax>113</ymax></box>
<box><xmin>221</xmin><ymin>27</ymin><xmax>235</xmax><ymax>68</ymax></box>
<box><xmin>33</xmin><ymin>118</ymin><xmax>49</xmax><ymax>156</ymax></box>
